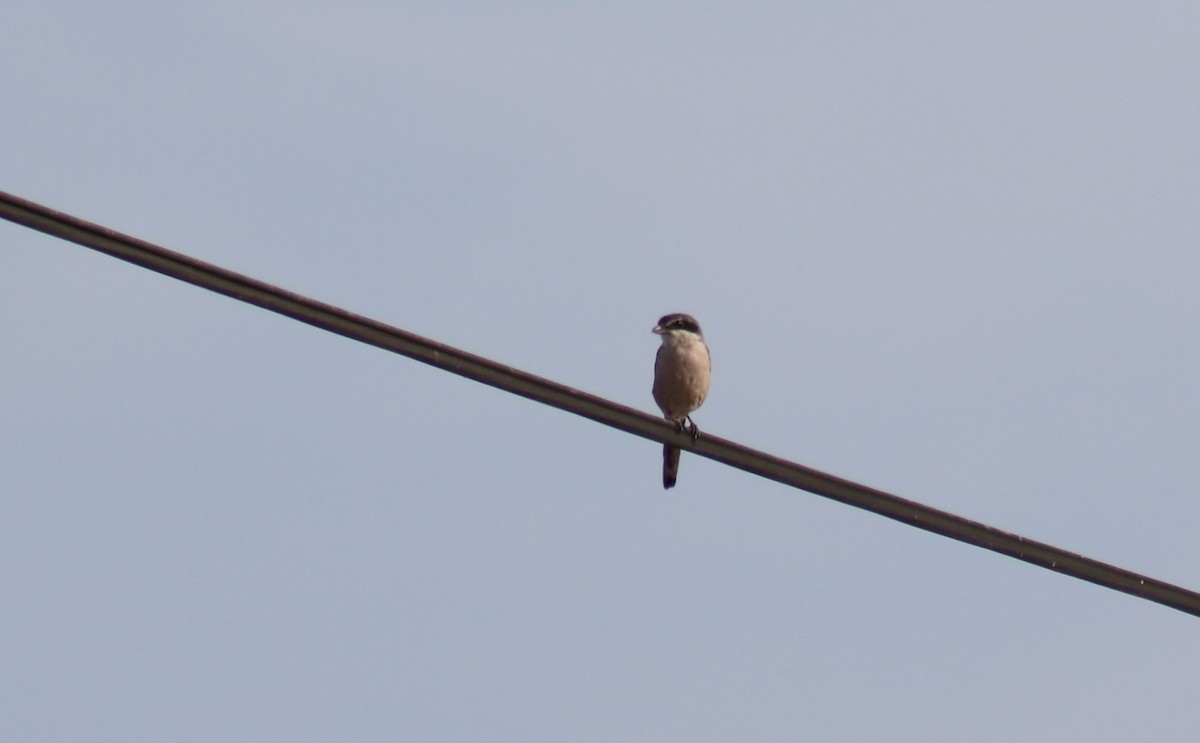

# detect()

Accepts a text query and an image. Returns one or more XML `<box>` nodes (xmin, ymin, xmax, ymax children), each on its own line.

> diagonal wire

<box><xmin>3</xmin><ymin>188</ymin><xmax>1199</xmax><ymax>619</ymax></box>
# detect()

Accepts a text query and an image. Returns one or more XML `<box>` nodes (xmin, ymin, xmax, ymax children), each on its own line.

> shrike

<box><xmin>652</xmin><ymin>313</ymin><xmax>711</xmax><ymax>489</ymax></box>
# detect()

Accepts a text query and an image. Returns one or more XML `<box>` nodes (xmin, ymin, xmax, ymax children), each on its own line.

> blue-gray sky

<box><xmin>4</xmin><ymin>3</ymin><xmax>1200</xmax><ymax>740</ymax></box>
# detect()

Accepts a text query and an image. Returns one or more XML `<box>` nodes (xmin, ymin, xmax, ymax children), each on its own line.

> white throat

<box><xmin>659</xmin><ymin>329</ymin><xmax>704</xmax><ymax>351</ymax></box>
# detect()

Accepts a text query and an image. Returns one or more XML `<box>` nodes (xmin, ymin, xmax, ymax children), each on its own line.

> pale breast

<box><xmin>653</xmin><ymin>339</ymin><xmax>711</xmax><ymax>421</ymax></box>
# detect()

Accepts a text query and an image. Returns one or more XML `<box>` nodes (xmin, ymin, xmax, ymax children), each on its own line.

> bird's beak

<box><xmin>652</xmin><ymin>324</ymin><xmax>665</xmax><ymax>334</ymax></box>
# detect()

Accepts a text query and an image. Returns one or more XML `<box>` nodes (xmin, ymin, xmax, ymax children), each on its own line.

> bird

<box><xmin>651</xmin><ymin>313</ymin><xmax>711</xmax><ymax>489</ymax></box>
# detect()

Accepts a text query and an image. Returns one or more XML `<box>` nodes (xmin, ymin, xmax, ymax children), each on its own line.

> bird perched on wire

<box><xmin>651</xmin><ymin>313</ymin><xmax>711</xmax><ymax>489</ymax></box>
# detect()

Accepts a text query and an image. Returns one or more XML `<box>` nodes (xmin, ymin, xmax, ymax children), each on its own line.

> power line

<box><xmin>3</xmin><ymin>187</ymin><xmax>1199</xmax><ymax>619</ymax></box>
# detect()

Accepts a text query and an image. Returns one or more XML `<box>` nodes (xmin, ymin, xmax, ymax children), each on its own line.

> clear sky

<box><xmin>4</xmin><ymin>3</ymin><xmax>1200</xmax><ymax>740</ymax></box>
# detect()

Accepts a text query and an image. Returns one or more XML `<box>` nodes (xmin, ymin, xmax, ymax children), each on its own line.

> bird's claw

<box><xmin>672</xmin><ymin>417</ymin><xmax>700</xmax><ymax>442</ymax></box>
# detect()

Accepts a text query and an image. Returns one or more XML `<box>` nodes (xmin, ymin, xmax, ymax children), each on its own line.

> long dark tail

<box><xmin>662</xmin><ymin>444</ymin><xmax>680</xmax><ymax>489</ymax></box>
